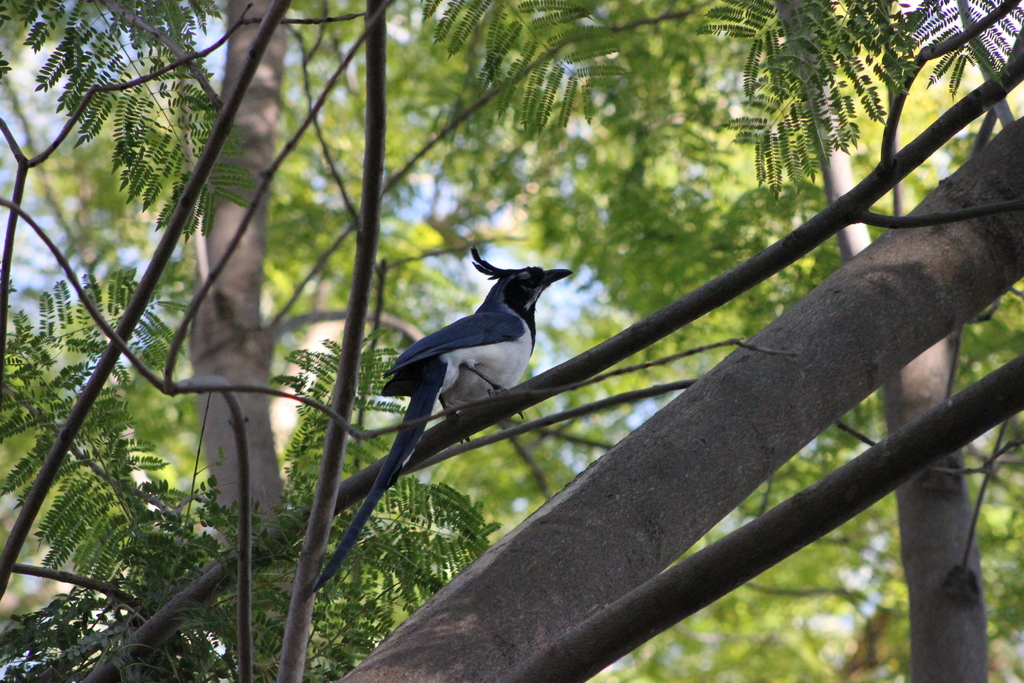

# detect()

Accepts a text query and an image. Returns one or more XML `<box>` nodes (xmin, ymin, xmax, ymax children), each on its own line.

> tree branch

<box><xmin>272</xmin><ymin>308</ymin><xmax>423</xmax><ymax>341</ymax></box>
<box><xmin>12</xmin><ymin>563</ymin><xmax>137</xmax><ymax>605</ymax></box>
<box><xmin>276</xmin><ymin>0</ymin><xmax>389</xmax><ymax>678</ymax></box>
<box><xmin>217</xmin><ymin>385</ymin><xmax>253</xmax><ymax>683</ymax></box>
<box><xmin>412</xmin><ymin>380</ymin><xmax>695</xmax><ymax>476</ymax></box>
<box><xmin>609</xmin><ymin>7</ymin><xmax>702</xmax><ymax>32</ymax></box>
<box><xmin>507</xmin><ymin>434</ymin><xmax>553</xmax><ymax>498</ymax></box>
<box><xmin>919</xmin><ymin>0</ymin><xmax>1022</xmax><ymax>63</ymax></box>
<box><xmin>267</xmin><ymin>227</ymin><xmax>356</xmax><ymax>331</ymax></box>
<box><xmin>242</xmin><ymin>13</ymin><xmax>364</xmax><ymax>24</ymax></box>
<box><xmin>94</xmin><ymin>0</ymin><xmax>223</xmax><ymax>108</ymax></box>
<box><xmin>0</xmin><ymin>161</ymin><xmax>27</xmax><ymax>412</ymax></box>
<box><xmin>293</xmin><ymin>27</ymin><xmax>360</xmax><ymax>222</ymax></box>
<box><xmin>501</xmin><ymin>351</ymin><xmax>1024</xmax><ymax>683</ymax></box>
<box><xmin>858</xmin><ymin>197</ymin><xmax>1024</xmax><ymax>227</ymax></box>
<box><xmin>26</xmin><ymin>19</ymin><xmax>244</xmax><ymax>169</ymax></box>
<box><xmin>81</xmin><ymin>561</ymin><xmax>227</xmax><ymax>683</ymax></box>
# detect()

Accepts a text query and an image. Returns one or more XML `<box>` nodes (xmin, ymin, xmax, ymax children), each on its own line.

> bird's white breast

<box><xmin>439</xmin><ymin>325</ymin><xmax>533</xmax><ymax>408</ymax></box>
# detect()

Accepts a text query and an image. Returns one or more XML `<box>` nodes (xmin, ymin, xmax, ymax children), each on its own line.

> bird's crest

<box><xmin>471</xmin><ymin>247</ymin><xmax>521</xmax><ymax>280</ymax></box>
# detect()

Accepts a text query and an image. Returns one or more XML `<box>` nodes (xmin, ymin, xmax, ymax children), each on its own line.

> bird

<box><xmin>314</xmin><ymin>247</ymin><xmax>571</xmax><ymax>590</ymax></box>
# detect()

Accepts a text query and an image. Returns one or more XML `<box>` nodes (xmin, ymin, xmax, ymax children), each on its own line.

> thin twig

<box><xmin>293</xmin><ymin>27</ymin><xmax>360</xmax><ymax>221</ymax></box>
<box><xmin>272</xmin><ymin>308</ymin><xmax>423</xmax><ymax>341</ymax></box>
<box><xmin>835</xmin><ymin>420</ymin><xmax>877</xmax><ymax>447</ymax></box>
<box><xmin>267</xmin><ymin>226</ymin><xmax>356</xmax><ymax>330</ymax></box>
<box><xmin>537</xmin><ymin>425</ymin><xmax>613</xmax><ymax>450</ymax></box>
<box><xmin>415</xmin><ymin>380</ymin><xmax>694</xmax><ymax>472</ymax></box>
<box><xmin>746</xmin><ymin>581</ymin><xmax>862</xmax><ymax>602</ymax></box>
<box><xmin>508</xmin><ymin>434</ymin><xmax>553</xmax><ymax>498</ymax></box>
<box><xmin>94</xmin><ymin>0</ymin><xmax>223</xmax><ymax>108</ymax></box>
<box><xmin>12</xmin><ymin>563</ymin><xmax>137</xmax><ymax>604</ymax></box>
<box><xmin>609</xmin><ymin>7</ymin><xmax>702</xmax><ymax>32</ymax></box>
<box><xmin>961</xmin><ymin>421</ymin><xmax>1009</xmax><ymax>566</ymax></box>
<box><xmin>0</xmin><ymin>115</ymin><xmax>25</xmax><ymax>160</ymax></box>
<box><xmin>919</xmin><ymin>0</ymin><xmax>1022</xmax><ymax>63</ymax></box>
<box><xmin>858</xmin><ymin>198</ymin><xmax>1024</xmax><ymax>228</ymax></box>
<box><xmin>242</xmin><ymin>12</ymin><xmax>364</xmax><ymax>24</ymax></box>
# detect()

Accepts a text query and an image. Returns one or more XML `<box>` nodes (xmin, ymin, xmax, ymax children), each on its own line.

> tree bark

<box><xmin>341</xmin><ymin>119</ymin><xmax>1024</xmax><ymax>682</ymax></box>
<box><xmin>189</xmin><ymin>0</ymin><xmax>287</xmax><ymax>509</ymax></box>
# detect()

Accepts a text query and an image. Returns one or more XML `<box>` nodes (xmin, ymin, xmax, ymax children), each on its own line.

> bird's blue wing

<box><xmin>385</xmin><ymin>311</ymin><xmax>524</xmax><ymax>376</ymax></box>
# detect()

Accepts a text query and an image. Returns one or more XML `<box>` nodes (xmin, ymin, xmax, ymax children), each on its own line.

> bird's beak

<box><xmin>542</xmin><ymin>268</ymin><xmax>572</xmax><ymax>286</ymax></box>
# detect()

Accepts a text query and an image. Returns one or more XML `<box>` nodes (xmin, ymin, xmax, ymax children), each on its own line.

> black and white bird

<box><xmin>315</xmin><ymin>247</ymin><xmax>571</xmax><ymax>590</ymax></box>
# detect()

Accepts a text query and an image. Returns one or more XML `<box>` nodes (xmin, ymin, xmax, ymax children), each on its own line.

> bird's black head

<box><xmin>471</xmin><ymin>248</ymin><xmax>571</xmax><ymax>336</ymax></box>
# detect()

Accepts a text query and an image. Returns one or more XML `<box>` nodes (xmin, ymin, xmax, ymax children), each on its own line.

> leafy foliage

<box><xmin>0</xmin><ymin>0</ymin><xmax>241</xmax><ymax>226</ymax></box>
<box><xmin>917</xmin><ymin>0</ymin><xmax>1024</xmax><ymax>93</ymax></box>
<box><xmin>425</xmin><ymin>0</ymin><xmax>625</xmax><ymax>130</ymax></box>
<box><xmin>702</xmin><ymin>0</ymin><xmax>1024</xmax><ymax>190</ymax></box>
<box><xmin>702</xmin><ymin>0</ymin><xmax>919</xmax><ymax>189</ymax></box>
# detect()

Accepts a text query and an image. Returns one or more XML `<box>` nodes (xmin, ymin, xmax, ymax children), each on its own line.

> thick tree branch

<box><xmin>219</xmin><ymin>386</ymin><xmax>253</xmax><ymax>683</ymax></box>
<box><xmin>0</xmin><ymin>162</ymin><xmax>27</xmax><ymax>412</ymax></box>
<box><xmin>501</xmin><ymin>352</ymin><xmax>1024</xmax><ymax>683</ymax></box>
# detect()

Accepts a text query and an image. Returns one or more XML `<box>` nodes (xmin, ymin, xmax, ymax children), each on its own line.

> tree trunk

<box><xmin>886</xmin><ymin>342</ymin><xmax>988</xmax><ymax>683</ymax></box>
<box><xmin>189</xmin><ymin>0</ymin><xmax>287</xmax><ymax>509</ymax></box>
<box><xmin>340</xmin><ymin>119</ymin><xmax>1024</xmax><ymax>682</ymax></box>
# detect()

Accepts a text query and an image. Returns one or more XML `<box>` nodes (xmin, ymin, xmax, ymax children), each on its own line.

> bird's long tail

<box><xmin>314</xmin><ymin>357</ymin><xmax>446</xmax><ymax>591</ymax></box>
